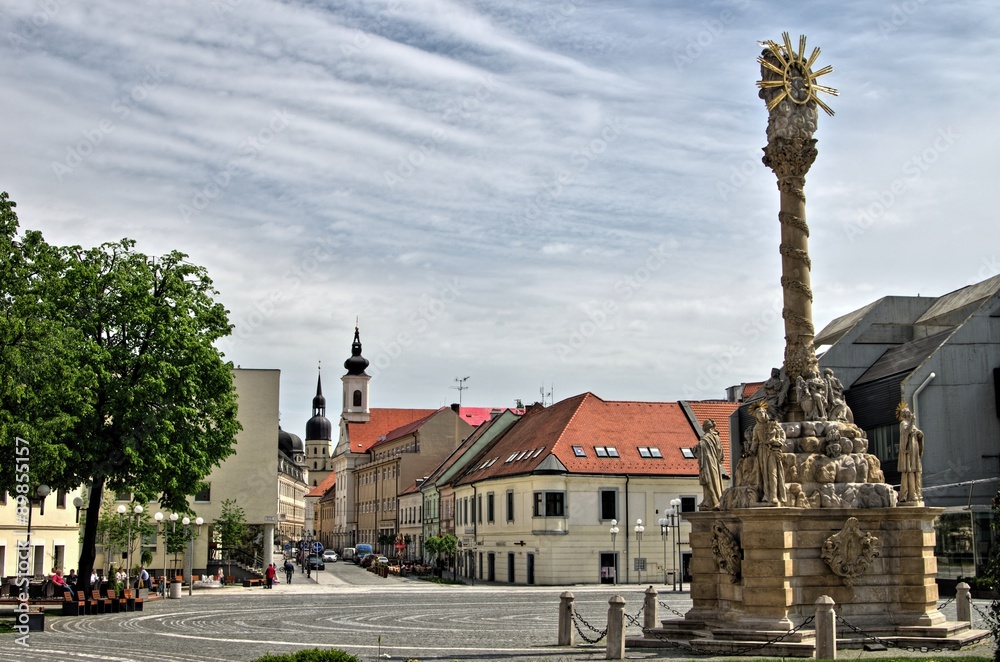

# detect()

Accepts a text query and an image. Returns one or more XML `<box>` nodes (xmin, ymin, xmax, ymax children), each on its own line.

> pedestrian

<box><xmin>283</xmin><ymin>559</ymin><xmax>294</xmax><ymax>584</ymax></box>
<box><xmin>51</xmin><ymin>567</ymin><xmax>74</xmax><ymax>600</ymax></box>
<box><xmin>265</xmin><ymin>563</ymin><xmax>276</xmax><ymax>589</ymax></box>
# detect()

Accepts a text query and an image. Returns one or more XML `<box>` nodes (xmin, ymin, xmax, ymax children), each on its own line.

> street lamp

<box><xmin>609</xmin><ymin>519</ymin><xmax>619</xmax><ymax>585</ymax></box>
<box><xmin>117</xmin><ymin>504</ymin><xmax>143</xmax><ymax>586</ymax></box>
<box><xmin>183</xmin><ymin>516</ymin><xmax>202</xmax><ymax>596</ymax></box>
<box><xmin>670</xmin><ymin>497</ymin><xmax>683</xmax><ymax>592</ymax></box>
<box><xmin>634</xmin><ymin>519</ymin><xmax>645</xmax><ymax>585</ymax></box>
<box><xmin>659</xmin><ymin>516</ymin><xmax>669</xmax><ymax>585</ymax></box>
<box><xmin>24</xmin><ymin>484</ymin><xmax>51</xmax><ymax>578</ymax></box>
<box><xmin>73</xmin><ymin>495</ymin><xmax>85</xmax><ymax>524</ymax></box>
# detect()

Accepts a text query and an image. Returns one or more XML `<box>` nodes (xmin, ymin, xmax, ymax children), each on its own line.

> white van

<box><xmin>341</xmin><ymin>547</ymin><xmax>356</xmax><ymax>562</ymax></box>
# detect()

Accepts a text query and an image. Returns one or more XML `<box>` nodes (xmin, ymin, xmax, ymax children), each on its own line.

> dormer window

<box><xmin>572</xmin><ymin>446</ymin><xmax>586</xmax><ymax>457</ymax></box>
<box><xmin>681</xmin><ymin>448</ymin><xmax>696</xmax><ymax>459</ymax></box>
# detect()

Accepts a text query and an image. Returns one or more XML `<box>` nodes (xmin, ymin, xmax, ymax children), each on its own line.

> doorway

<box><xmin>599</xmin><ymin>552</ymin><xmax>617</xmax><ymax>584</ymax></box>
<box><xmin>487</xmin><ymin>553</ymin><xmax>495</xmax><ymax>582</ymax></box>
<box><xmin>507</xmin><ymin>553</ymin><xmax>515</xmax><ymax>583</ymax></box>
<box><xmin>526</xmin><ymin>553</ymin><xmax>535</xmax><ymax>585</ymax></box>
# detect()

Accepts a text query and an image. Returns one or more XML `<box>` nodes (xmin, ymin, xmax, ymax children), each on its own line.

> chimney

<box><xmin>451</xmin><ymin>403</ymin><xmax>460</xmax><ymax>413</ymax></box>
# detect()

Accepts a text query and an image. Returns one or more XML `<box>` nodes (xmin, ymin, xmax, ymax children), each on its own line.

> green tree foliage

<box><xmin>0</xmin><ymin>192</ymin><xmax>241</xmax><ymax>595</ymax></box>
<box><xmin>424</xmin><ymin>533</ymin><xmax>457</xmax><ymax>573</ymax></box>
<box><xmin>215</xmin><ymin>498</ymin><xmax>249</xmax><ymax>575</ymax></box>
<box><xmin>985</xmin><ymin>487</ymin><xmax>1000</xmax><ymax>661</ymax></box>
<box><xmin>252</xmin><ymin>649</ymin><xmax>360</xmax><ymax>662</ymax></box>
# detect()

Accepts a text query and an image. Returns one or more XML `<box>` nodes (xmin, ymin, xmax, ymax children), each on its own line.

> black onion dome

<box><xmin>344</xmin><ymin>326</ymin><xmax>369</xmax><ymax>375</ymax></box>
<box><xmin>305</xmin><ymin>372</ymin><xmax>332</xmax><ymax>440</ymax></box>
<box><xmin>278</xmin><ymin>427</ymin><xmax>304</xmax><ymax>456</ymax></box>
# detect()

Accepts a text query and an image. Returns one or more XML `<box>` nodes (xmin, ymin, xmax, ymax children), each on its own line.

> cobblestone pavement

<box><xmin>0</xmin><ymin>563</ymin><xmax>994</xmax><ymax>661</ymax></box>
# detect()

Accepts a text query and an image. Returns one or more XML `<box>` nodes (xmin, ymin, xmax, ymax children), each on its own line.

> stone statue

<box><xmin>695</xmin><ymin>419</ymin><xmax>725</xmax><ymax>511</ymax></box>
<box><xmin>897</xmin><ymin>402</ymin><xmax>924</xmax><ymax>504</ymax></box>
<box><xmin>823</xmin><ymin>367</ymin><xmax>851</xmax><ymax>422</ymax></box>
<box><xmin>748</xmin><ymin>402</ymin><xmax>787</xmax><ymax>505</ymax></box>
<box><xmin>797</xmin><ymin>370</ymin><xmax>827</xmax><ymax>421</ymax></box>
<box><xmin>762</xmin><ymin>367</ymin><xmax>789</xmax><ymax>418</ymax></box>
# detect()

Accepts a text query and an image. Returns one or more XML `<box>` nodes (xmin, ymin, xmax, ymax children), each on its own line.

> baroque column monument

<box><xmin>633</xmin><ymin>34</ymin><xmax>987</xmax><ymax>655</ymax></box>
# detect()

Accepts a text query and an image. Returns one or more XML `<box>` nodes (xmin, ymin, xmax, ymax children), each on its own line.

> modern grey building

<box><xmin>814</xmin><ymin>274</ymin><xmax>1000</xmax><ymax>578</ymax></box>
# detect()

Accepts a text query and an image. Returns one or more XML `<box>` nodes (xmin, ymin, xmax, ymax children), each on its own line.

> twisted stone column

<box><xmin>757</xmin><ymin>35</ymin><xmax>835</xmax><ymax>420</ymax></box>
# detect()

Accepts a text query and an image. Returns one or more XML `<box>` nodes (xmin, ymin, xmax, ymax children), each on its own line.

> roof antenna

<box><xmin>452</xmin><ymin>376</ymin><xmax>470</xmax><ymax>407</ymax></box>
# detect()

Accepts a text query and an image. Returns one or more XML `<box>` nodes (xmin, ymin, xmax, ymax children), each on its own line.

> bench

<box><xmin>106</xmin><ymin>589</ymin><xmax>126</xmax><ymax>613</ymax></box>
<box><xmin>62</xmin><ymin>590</ymin><xmax>86</xmax><ymax>616</ymax></box>
<box><xmin>122</xmin><ymin>588</ymin><xmax>143</xmax><ymax>612</ymax></box>
<box><xmin>90</xmin><ymin>589</ymin><xmax>110</xmax><ymax>615</ymax></box>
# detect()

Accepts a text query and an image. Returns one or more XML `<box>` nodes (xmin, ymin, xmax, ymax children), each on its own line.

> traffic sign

<box><xmin>311</xmin><ymin>541</ymin><xmax>324</xmax><ymax>553</ymax></box>
<box><xmin>298</xmin><ymin>541</ymin><xmax>307</xmax><ymax>550</ymax></box>
<box><xmin>283</xmin><ymin>543</ymin><xmax>291</xmax><ymax>551</ymax></box>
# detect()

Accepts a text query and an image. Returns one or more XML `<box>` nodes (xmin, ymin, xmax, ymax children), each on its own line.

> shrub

<box><xmin>251</xmin><ymin>649</ymin><xmax>360</xmax><ymax>662</ymax></box>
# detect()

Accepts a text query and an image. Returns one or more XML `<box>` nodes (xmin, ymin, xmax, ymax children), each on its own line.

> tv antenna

<box><xmin>540</xmin><ymin>383</ymin><xmax>553</xmax><ymax>406</ymax></box>
<box><xmin>451</xmin><ymin>376</ymin><xmax>471</xmax><ymax>407</ymax></box>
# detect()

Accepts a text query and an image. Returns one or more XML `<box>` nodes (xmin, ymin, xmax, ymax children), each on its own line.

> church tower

<box><xmin>304</xmin><ymin>368</ymin><xmax>334</xmax><ymax>486</ymax></box>
<box><xmin>342</xmin><ymin>326</ymin><xmax>371</xmax><ymax>423</ymax></box>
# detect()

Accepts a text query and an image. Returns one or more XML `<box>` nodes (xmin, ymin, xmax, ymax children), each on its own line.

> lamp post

<box><xmin>634</xmin><ymin>519</ymin><xmax>645</xmax><ymax>585</ymax></box>
<box><xmin>184</xmin><ymin>516</ymin><xmax>202</xmax><ymax>596</ymax></box>
<box><xmin>609</xmin><ymin>519</ymin><xmax>619</xmax><ymax>585</ymax></box>
<box><xmin>73</xmin><ymin>496</ymin><xmax>85</xmax><ymax>524</ymax></box>
<box><xmin>25</xmin><ymin>484</ymin><xmax>51</xmax><ymax>578</ymax></box>
<box><xmin>670</xmin><ymin>497</ymin><xmax>683</xmax><ymax>592</ymax></box>
<box><xmin>659</xmin><ymin>516</ymin><xmax>669</xmax><ymax>585</ymax></box>
<box><xmin>118</xmin><ymin>504</ymin><xmax>143</xmax><ymax>587</ymax></box>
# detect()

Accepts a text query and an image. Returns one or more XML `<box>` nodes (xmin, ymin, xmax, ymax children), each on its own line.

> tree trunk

<box><xmin>76</xmin><ymin>474</ymin><xmax>106</xmax><ymax>598</ymax></box>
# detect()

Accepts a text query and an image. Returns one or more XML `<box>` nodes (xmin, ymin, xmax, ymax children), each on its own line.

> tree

<box><xmin>0</xmin><ymin>192</ymin><xmax>242</xmax><ymax>597</ymax></box>
<box><xmin>424</xmin><ymin>534</ymin><xmax>457</xmax><ymax>577</ymax></box>
<box><xmin>215</xmin><ymin>499</ymin><xmax>248</xmax><ymax>577</ymax></box>
<box><xmin>984</xmin><ymin>487</ymin><xmax>1000</xmax><ymax>661</ymax></box>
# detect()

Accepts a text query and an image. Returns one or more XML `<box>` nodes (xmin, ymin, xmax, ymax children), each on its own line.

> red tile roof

<box><xmin>305</xmin><ymin>471</ymin><xmax>336</xmax><ymax>498</ymax></box>
<box><xmin>686</xmin><ymin>400</ymin><xmax>740</xmax><ymax>476</ymax></box>
<box><xmin>346</xmin><ymin>408</ymin><xmax>437</xmax><ymax>453</ymax></box>
<box><xmin>742</xmin><ymin>382</ymin><xmax>764</xmax><ymax>398</ymax></box>
<box><xmin>456</xmin><ymin>393</ymin><xmax>703</xmax><ymax>484</ymax></box>
<box><xmin>457</xmin><ymin>407</ymin><xmax>499</xmax><ymax>427</ymax></box>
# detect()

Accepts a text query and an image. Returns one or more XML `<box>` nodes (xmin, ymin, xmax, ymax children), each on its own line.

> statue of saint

<box><xmin>797</xmin><ymin>370</ymin><xmax>827</xmax><ymax>420</ymax></box>
<box><xmin>695</xmin><ymin>419</ymin><xmax>725</xmax><ymax>510</ymax></box>
<box><xmin>897</xmin><ymin>402</ymin><xmax>924</xmax><ymax>504</ymax></box>
<box><xmin>762</xmin><ymin>367</ymin><xmax>788</xmax><ymax>418</ymax></box>
<box><xmin>748</xmin><ymin>402</ymin><xmax>787</xmax><ymax>506</ymax></box>
<box><xmin>824</xmin><ymin>368</ymin><xmax>851</xmax><ymax>422</ymax></box>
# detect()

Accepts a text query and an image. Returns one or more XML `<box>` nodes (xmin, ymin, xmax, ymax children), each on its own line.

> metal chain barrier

<box><xmin>638</xmin><ymin>614</ymin><xmax>817</xmax><ymax>656</ymax></box>
<box><xmin>835</xmin><ymin>614</ymin><xmax>951</xmax><ymax>653</ymax></box>
<box><xmin>624</xmin><ymin>604</ymin><xmax>645</xmax><ymax>628</ymax></box>
<box><xmin>937</xmin><ymin>595</ymin><xmax>955</xmax><ymax>610</ymax></box>
<box><xmin>970</xmin><ymin>598</ymin><xmax>999</xmax><ymax>637</ymax></box>
<box><xmin>658</xmin><ymin>599</ymin><xmax>687</xmax><ymax>619</ymax></box>
<box><xmin>572</xmin><ymin>610</ymin><xmax>608</xmax><ymax>644</ymax></box>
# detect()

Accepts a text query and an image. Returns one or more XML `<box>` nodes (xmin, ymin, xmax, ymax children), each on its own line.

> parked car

<box><xmin>359</xmin><ymin>554</ymin><xmax>378</xmax><ymax>568</ymax></box>
<box><xmin>322</xmin><ymin>550</ymin><xmax>338</xmax><ymax>563</ymax></box>
<box><xmin>306</xmin><ymin>555</ymin><xmax>325</xmax><ymax>570</ymax></box>
<box><xmin>376</xmin><ymin>556</ymin><xmax>389</xmax><ymax>565</ymax></box>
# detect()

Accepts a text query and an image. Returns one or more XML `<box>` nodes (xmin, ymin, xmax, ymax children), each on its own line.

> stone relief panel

<box><xmin>710</xmin><ymin>523</ymin><xmax>742</xmax><ymax>583</ymax></box>
<box><xmin>820</xmin><ymin>517</ymin><xmax>881</xmax><ymax>587</ymax></box>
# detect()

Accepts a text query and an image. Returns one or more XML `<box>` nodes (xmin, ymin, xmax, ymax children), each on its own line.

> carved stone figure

<box><xmin>711</xmin><ymin>523</ymin><xmax>742</xmax><ymax>583</ymax></box>
<box><xmin>748</xmin><ymin>402</ymin><xmax>787</xmax><ymax>506</ymax></box>
<box><xmin>820</xmin><ymin>517</ymin><xmax>881</xmax><ymax>586</ymax></box>
<box><xmin>796</xmin><ymin>370</ymin><xmax>827</xmax><ymax>421</ymax></box>
<box><xmin>695</xmin><ymin>419</ymin><xmax>725</xmax><ymax>511</ymax></box>
<box><xmin>897</xmin><ymin>402</ymin><xmax>925</xmax><ymax>504</ymax></box>
<box><xmin>762</xmin><ymin>367</ymin><xmax>789</xmax><ymax>418</ymax></box>
<box><xmin>823</xmin><ymin>368</ymin><xmax>852</xmax><ymax>422</ymax></box>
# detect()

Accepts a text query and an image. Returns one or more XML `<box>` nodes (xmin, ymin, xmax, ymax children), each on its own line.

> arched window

<box><xmin>313</xmin><ymin>461</ymin><xmax>317</xmax><ymax>470</ymax></box>
<box><xmin>353</xmin><ymin>389</ymin><xmax>362</xmax><ymax>407</ymax></box>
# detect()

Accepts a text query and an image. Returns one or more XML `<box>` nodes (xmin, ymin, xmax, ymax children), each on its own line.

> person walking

<box><xmin>265</xmin><ymin>563</ymin><xmax>276</xmax><ymax>589</ymax></box>
<box><xmin>283</xmin><ymin>559</ymin><xmax>294</xmax><ymax>584</ymax></box>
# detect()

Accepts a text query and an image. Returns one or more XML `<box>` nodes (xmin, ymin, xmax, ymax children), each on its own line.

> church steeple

<box><xmin>342</xmin><ymin>325</ymin><xmax>371</xmax><ymax>423</ymax></box>
<box><xmin>305</xmin><ymin>364</ymin><xmax>332</xmax><ymax>441</ymax></box>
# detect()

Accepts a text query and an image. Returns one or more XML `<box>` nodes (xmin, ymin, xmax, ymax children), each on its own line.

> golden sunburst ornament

<box><xmin>757</xmin><ymin>32</ymin><xmax>838</xmax><ymax>116</ymax></box>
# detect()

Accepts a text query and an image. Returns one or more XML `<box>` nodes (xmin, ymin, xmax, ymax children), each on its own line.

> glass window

<box><xmin>195</xmin><ymin>484</ymin><xmax>211</xmax><ymax>503</ymax></box>
<box><xmin>115</xmin><ymin>491</ymin><xmax>131</xmax><ymax>502</ymax></box>
<box><xmin>57</xmin><ymin>489</ymin><xmax>67</xmax><ymax>508</ymax></box>
<box><xmin>649</xmin><ymin>447</ymin><xmax>662</xmax><ymax>458</ymax></box>
<box><xmin>595</xmin><ymin>446</ymin><xmax>608</xmax><ymax>457</ymax></box>
<box><xmin>572</xmin><ymin>446</ymin><xmax>586</xmax><ymax>457</ymax></box>
<box><xmin>533</xmin><ymin>491</ymin><xmax>565</xmax><ymax>517</ymax></box>
<box><xmin>867</xmin><ymin>424</ymin><xmax>899</xmax><ymax>461</ymax></box>
<box><xmin>638</xmin><ymin>447</ymin><xmax>651</xmax><ymax>458</ymax></box>
<box><xmin>606</xmin><ymin>447</ymin><xmax>619</xmax><ymax>458</ymax></box>
<box><xmin>487</xmin><ymin>493</ymin><xmax>495</xmax><ymax>523</ymax></box>
<box><xmin>681</xmin><ymin>496</ymin><xmax>697</xmax><ymax>513</ymax></box>
<box><xmin>506</xmin><ymin>491</ymin><xmax>514</xmax><ymax>522</ymax></box>
<box><xmin>599</xmin><ymin>489</ymin><xmax>616</xmax><ymax>521</ymax></box>
<box><xmin>681</xmin><ymin>447</ymin><xmax>696</xmax><ymax>459</ymax></box>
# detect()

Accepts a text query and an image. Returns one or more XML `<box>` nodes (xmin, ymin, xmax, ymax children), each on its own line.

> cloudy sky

<box><xmin>2</xmin><ymin>0</ymin><xmax>997</xmax><ymax>433</ymax></box>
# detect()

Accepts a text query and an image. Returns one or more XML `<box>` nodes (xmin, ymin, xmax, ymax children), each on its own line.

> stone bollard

<box><xmin>815</xmin><ymin>595</ymin><xmax>837</xmax><ymax>660</ymax></box>
<box><xmin>644</xmin><ymin>585</ymin><xmax>658</xmax><ymax>631</ymax></box>
<box><xmin>956</xmin><ymin>582</ymin><xmax>972</xmax><ymax>624</ymax></box>
<box><xmin>558</xmin><ymin>591</ymin><xmax>575</xmax><ymax>646</ymax></box>
<box><xmin>606</xmin><ymin>595</ymin><xmax>626</xmax><ymax>660</ymax></box>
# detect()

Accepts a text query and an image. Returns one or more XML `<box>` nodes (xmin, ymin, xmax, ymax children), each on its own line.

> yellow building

<box><xmin>0</xmin><ymin>485</ymin><xmax>86</xmax><ymax>578</ymax></box>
